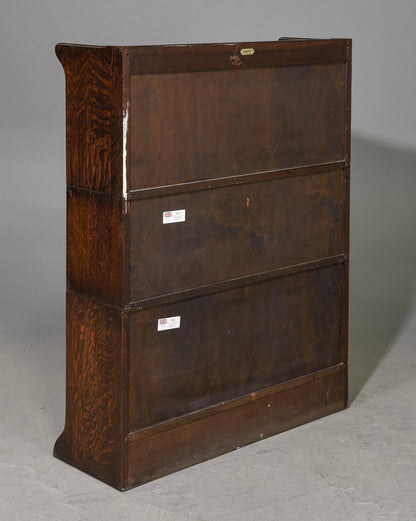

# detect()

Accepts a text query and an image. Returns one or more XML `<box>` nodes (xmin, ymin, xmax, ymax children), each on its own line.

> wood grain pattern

<box><xmin>344</xmin><ymin>41</ymin><xmax>352</xmax><ymax>162</ymax></box>
<box><xmin>54</xmin><ymin>294</ymin><xmax>124</xmax><ymax>488</ymax></box>
<box><xmin>55</xmin><ymin>39</ymin><xmax>351</xmax><ymax>491</ymax></box>
<box><xmin>341</xmin><ymin>42</ymin><xmax>351</xmax><ymax>404</ymax></box>
<box><xmin>56</xmin><ymin>44</ymin><xmax>124</xmax><ymax>194</ymax></box>
<box><xmin>127</xmin><ymin>364</ymin><xmax>344</xmax><ymax>442</ymax></box>
<box><xmin>127</xmin><ymin>255</ymin><xmax>347</xmax><ymax>311</ymax></box>
<box><xmin>129</xmin><ymin>167</ymin><xmax>348</xmax><ymax>300</ymax></box>
<box><xmin>126</xmin><ymin>161</ymin><xmax>345</xmax><ymax>201</ymax></box>
<box><xmin>126</xmin><ymin>366</ymin><xmax>346</xmax><ymax>488</ymax></box>
<box><xmin>129</xmin><ymin>63</ymin><xmax>346</xmax><ymax>189</ymax></box>
<box><xmin>128</xmin><ymin>264</ymin><xmax>343</xmax><ymax>431</ymax></box>
<box><xmin>67</xmin><ymin>188</ymin><xmax>123</xmax><ymax>307</ymax></box>
<box><xmin>126</xmin><ymin>39</ymin><xmax>349</xmax><ymax>75</ymax></box>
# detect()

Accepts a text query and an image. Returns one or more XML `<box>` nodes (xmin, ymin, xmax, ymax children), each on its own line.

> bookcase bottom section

<box><xmin>55</xmin><ymin>274</ymin><xmax>347</xmax><ymax>491</ymax></box>
<box><xmin>124</xmin><ymin>364</ymin><xmax>346</xmax><ymax>490</ymax></box>
<box><xmin>55</xmin><ymin>355</ymin><xmax>346</xmax><ymax>491</ymax></box>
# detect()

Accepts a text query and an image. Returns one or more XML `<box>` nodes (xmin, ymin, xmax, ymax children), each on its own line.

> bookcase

<box><xmin>54</xmin><ymin>38</ymin><xmax>351</xmax><ymax>490</ymax></box>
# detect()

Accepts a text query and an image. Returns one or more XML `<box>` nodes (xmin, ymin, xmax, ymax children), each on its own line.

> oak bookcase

<box><xmin>54</xmin><ymin>38</ymin><xmax>351</xmax><ymax>490</ymax></box>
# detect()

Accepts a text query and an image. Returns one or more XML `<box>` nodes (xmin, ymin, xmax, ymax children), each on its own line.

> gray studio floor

<box><xmin>1</xmin><ymin>131</ymin><xmax>415</xmax><ymax>520</ymax></box>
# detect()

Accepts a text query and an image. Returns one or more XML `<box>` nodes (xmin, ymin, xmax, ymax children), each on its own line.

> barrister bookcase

<box><xmin>54</xmin><ymin>38</ymin><xmax>351</xmax><ymax>490</ymax></box>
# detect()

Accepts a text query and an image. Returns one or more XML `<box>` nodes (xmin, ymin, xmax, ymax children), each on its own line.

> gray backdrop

<box><xmin>1</xmin><ymin>0</ymin><xmax>415</xmax><ymax>411</ymax></box>
<box><xmin>1</xmin><ymin>2</ymin><xmax>416</xmax><ymax>518</ymax></box>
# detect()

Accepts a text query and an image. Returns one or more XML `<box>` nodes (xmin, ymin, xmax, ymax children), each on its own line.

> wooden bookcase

<box><xmin>54</xmin><ymin>38</ymin><xmax>351</xmax><ymax>490</ymax></box>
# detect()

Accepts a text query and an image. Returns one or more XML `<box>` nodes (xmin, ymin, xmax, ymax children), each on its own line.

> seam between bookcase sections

<box><xmin>127</xmin><ymin>161</ymin><xmax>347</xmax><ymax>200</ymax></box>
<box><xmin>67</xmin><ymin>159</ymin><xmax>349</xmax><ymax>197</ymax></box>
<box><xmin>126</xmin><ymin>363</ymin><xmax>346</xmax><ymax>444</ymax></box>
<box><xmin>127</xmin><ymin>255</ymin><xmax>348</xmax><ymax>311</ymax></box>
<box><xmin>66</xmin><ymin>161</ymin><xmax>347</xmax><ymax>202</ymax></box>
<box><xmin>66</xmin><ymin>160</ymin><xmax>347</xmax><ymax>200</ymax></box>
<box><xmin>65</xmin><ymin>254</ymin><xmax>349</xmax><ymax>314</ymax></box>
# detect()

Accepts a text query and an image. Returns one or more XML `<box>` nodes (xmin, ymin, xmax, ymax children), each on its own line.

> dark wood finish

<box><xmin>129</xmin><ymin>63</ymin><xmax>346</xmax><ymax>189</ymax></box>
<box><xmin>126</xmin><ymin>366</ymin><xmax>346</xmax><ymax>488</ymax></box>
<box><xmin>67</xmin><ymin>188</ymin><xmax>123</xmax><ymax>306</ymax></box>
<box><xmin>129</xmin><ymin>265</ymin><xmax>343</xmax><ymax>430</ymax></box>
<box><xmin>127</xmin><ymin>254</ymin><xmax>347</xmax><ymax>311</ymax></box>
<box><xmin>126</xmin><ymin>161</ymin><xmax>345</xmax><ymax>200</ymax></box>
<box><xmin>127</xmin><ymin>364</ymin><xmax>345</xmax><ymax>443</ymax></box>
<box><xmin>126</xmin><ymin>39</ymin><xmax>349</xmax><ymax>75</ymax></box>
<box><xmin>56</xmin><ymin>44</ymin><xmax>124</xmax><ymax>194</ymax></box>
<box><xmin>54</xmin><ymin>294</ymin><xmax>124</xmax><ymax>488</ymax></box>
<box><xmin>54</xmin><ymin>38</ymin><xmax>351</xmax><ymax>490</ymax></box>
<box><xmin>129</xmin><ymin>167</ymin><xmax>347</xmax><ymax>300</ymax></box>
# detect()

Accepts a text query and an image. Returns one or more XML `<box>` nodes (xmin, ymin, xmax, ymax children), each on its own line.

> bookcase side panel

<box><xmin>67</xmin><ymin>188</ymin><xmax>123</xmax><ymax>307</ymax></box>
<box><xmin>54</xmin><ymin>294</ymin><xmax>124</xmax><ymax>489</ymax></box>
<box><xmin>56</xmin><ymin>44</ymin><xmax>124</xmax><ymax>194</ymax></box>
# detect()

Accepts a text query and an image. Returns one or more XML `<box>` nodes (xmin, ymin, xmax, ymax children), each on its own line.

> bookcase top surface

<box><xmin>56</xmin><ymin>38</ymin><xmax>350</xmax><ymax>48</ymax></box>
<box><xmin>56</xmin><ymin>38</ymin><xmax>351</xmax><ymax>73</ymax></box>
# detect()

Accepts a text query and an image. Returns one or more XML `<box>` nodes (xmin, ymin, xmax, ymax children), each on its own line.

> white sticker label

<box><xmin>163</xmin><ymin>209</ymin><xmax>186</xmax><ymax>224</ymax></box>
<box><xmin>157</xmin><ymin>316</ymin><xmax>181</xmax><ymax>331</ymax></box>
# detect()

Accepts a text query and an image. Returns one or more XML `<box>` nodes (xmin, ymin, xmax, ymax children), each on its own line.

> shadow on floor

<box><xmin>349</xmin><ymin>133</ymin><xmax>416</xmax><ymax>402</ymax></box>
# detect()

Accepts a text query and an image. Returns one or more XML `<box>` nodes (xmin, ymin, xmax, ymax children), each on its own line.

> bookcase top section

<box><xmin>56</xmin><ymin>38</ymin><xmax>351</xmax><ymax>197</ymax></box>
<box><xmin>56</xmin><ymin>38</ymin><xmax>350</xmax><ymax>74</ymax></box>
